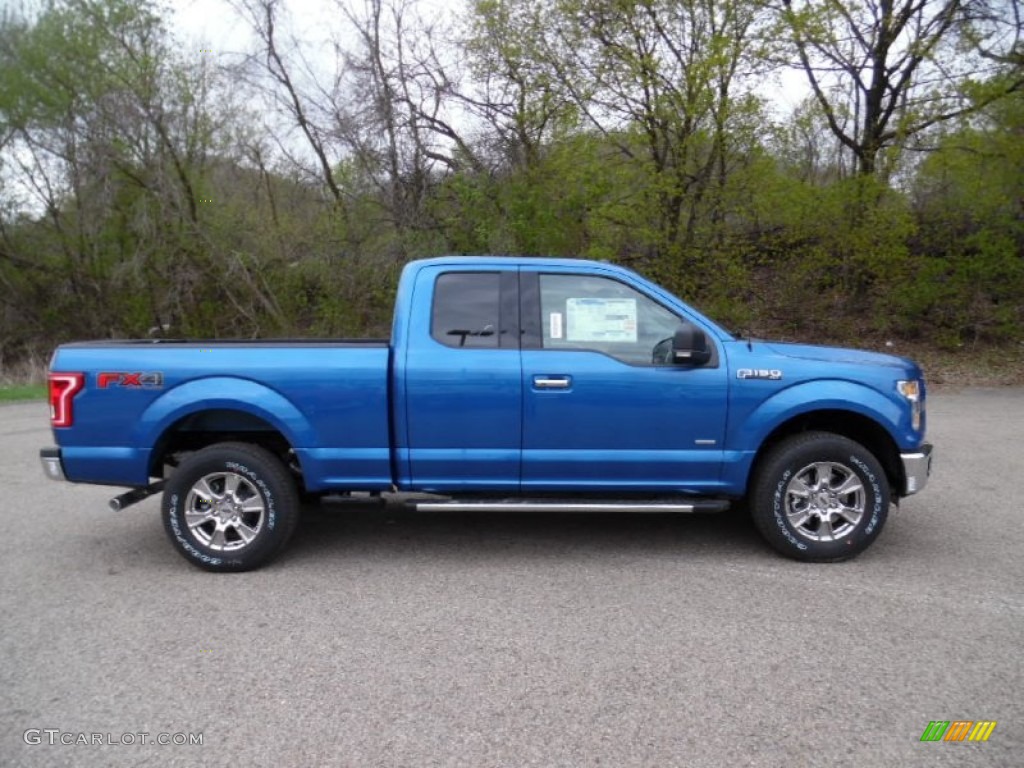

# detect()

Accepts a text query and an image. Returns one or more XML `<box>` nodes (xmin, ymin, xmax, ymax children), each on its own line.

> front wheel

<box><xmin>751</xmin><ymin>432</ymin><xmax>889</xmax><ymax>562</ymax></box>
<box><xmin>162</xmin><ymin>442</ymin><xmax>300</xmax><ymax>572</ymax></box>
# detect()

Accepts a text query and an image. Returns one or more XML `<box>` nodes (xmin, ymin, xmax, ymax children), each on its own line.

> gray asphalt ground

<box><xmin>1</xmin><ymin>391</ymin><xmax>1021</xmax><ymax>768</ymax></box>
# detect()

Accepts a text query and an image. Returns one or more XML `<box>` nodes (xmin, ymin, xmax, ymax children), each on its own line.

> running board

<box><xmin>412</xmin><ymin>499</ymin><xmax>730</xmax><ymax>514</ymax></box>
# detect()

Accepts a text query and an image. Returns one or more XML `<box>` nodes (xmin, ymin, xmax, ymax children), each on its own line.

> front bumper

<box><xmin>900</xmin><ymin>443</ymin><xmax>933</xmax><ymax>496</ymax></box>
<box><xmin>40</xmin><ymin>447</ymin><xmax>66</xmax><ymax>481</ymax></box>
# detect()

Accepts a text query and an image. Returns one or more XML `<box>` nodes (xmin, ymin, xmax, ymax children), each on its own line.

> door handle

<box><xmin>533</xmin><ymin>375</ymin><xmax>572</xmax><ymax>389</ymax></box>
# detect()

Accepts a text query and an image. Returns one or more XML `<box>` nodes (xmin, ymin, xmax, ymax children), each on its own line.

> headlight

<box><xmin>897</xmin><ymin>379</ymin><xmax>923</xmax><ymax>431</ymax></box>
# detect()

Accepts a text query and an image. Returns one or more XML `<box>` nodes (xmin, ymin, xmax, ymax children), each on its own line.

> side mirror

<box><xmin>672</xmin><ymin>323</ymin><xmax>711</xmax><ymax>366</ymax></box>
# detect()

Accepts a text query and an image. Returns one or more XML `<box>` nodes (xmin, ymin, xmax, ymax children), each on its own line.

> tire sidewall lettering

<box><xmin>225</xmin><ymin>461</ymin><xmax>277</xmax><ymax>530</ymax></box>
<box><xmin>848</xmin><ymin>455</ymin><xmax>883</xmax><ymax>535</ymax></box>
<box><xmin>167</xmin><ymin>492</ymin><xmax>223</xmax><ymax>567</ymax></box>
<box><xmin>772</xmin><ymin>469</ymin><xmax>808</xmax><ymax>550</ymax></box>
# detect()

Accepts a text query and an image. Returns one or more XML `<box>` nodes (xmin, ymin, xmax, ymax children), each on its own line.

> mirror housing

<box><xmin>672</xmin><ymin>323</ymin><xmax>711</xmax><ymax>366</ymax></box>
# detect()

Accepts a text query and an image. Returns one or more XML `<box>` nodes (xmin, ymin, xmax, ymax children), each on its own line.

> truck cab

<box><xmin>395</xmin><ymin>258</ymin><xmax>731</xmax><ymax>493</ymax></box>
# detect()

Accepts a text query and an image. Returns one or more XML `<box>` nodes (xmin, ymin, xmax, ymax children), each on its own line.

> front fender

<box><xmin>721</xmin><ymin>380</ymin><xmax>907</xmax><ymax>494</ymax></box>
<box><xmin>733</xmin><ymin>380</ymin><xmax>906</xmax><ymax>450</ymax></box>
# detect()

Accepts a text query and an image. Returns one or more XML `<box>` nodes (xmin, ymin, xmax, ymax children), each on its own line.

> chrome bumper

<box><xmin>900</xmin><ymin>443</ymin><xmax>933</xmax><ymax>496</ymax></box>
<box><xmin>40</xmin><ymin>447</ymin><xmax>66</xmax><ymax>481</ymax></box>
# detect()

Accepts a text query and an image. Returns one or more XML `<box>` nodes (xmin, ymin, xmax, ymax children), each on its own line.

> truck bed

<box><xmin>60</xmin><ymin>339</ymin><xmax>390</xmax><ymax>347</ymax></box>
<box><xmin>50</xmin><ymin>340</ymin><xmax>393</xmax><ymax>490</ymax></box>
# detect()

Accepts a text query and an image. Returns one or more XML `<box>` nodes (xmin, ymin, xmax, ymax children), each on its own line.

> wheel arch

<box><xmin>148</xmin><ymin>408</ymin><xmax>301</xmax><ymax>479</ymax></box>
<box><xmin>747</xmin><ymin>409</ymin><xmax>903</xmax><ymax>497</ymax></box>
<box><xmin>135</xmin><ymin>376</ymin><xmax>315</xmax><ymax>481</ymax></box>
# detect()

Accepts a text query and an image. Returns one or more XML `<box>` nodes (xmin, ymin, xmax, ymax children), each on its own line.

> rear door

<box><xmin>401</xmin><ymin>266</ymin><xmax>522</xmax><ymax>492</ymax></box>
<box><xmin>519</xmin><ymin>268</ymin><xmax>729</xmax><ymax>492</ymax></box>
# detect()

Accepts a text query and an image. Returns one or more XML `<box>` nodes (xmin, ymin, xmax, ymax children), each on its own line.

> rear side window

<box><xmin>431</xmin><ymin>272</ymin><xmax>501</xmax><ymax>348</ymax></box>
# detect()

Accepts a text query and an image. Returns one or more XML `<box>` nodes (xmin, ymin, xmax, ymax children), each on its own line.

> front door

<box><xmin>519</xmin><ymin>269</ymin><xmax>729</xmax><ymax>493</ymax></box>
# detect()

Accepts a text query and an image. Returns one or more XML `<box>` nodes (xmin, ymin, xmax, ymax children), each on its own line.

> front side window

<box><xmin>432</xmin><ymin>272</ymin><xmax>501</xmax><ymax>348</ymax></box>
<box><xmin>539</xmin><ymin>274</ymin><xmax>681</xmax><ymax>364</ymax></box>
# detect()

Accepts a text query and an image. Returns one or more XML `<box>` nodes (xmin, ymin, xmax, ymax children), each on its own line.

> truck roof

<box><xmin>406</xmin><ymin>255</ymin><xmax>621</xmax><ymax>271</ymax></box>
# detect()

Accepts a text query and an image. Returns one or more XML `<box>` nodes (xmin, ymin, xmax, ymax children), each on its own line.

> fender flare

<box><xmin>723</xmin><ymin>380</ymin><xmax>907</xmax><ymax>492</ymax></box>
<box><xmin>735</xmin><ymin>380</ymin><xmax>905</xmax><ymax>449</ymax></box>
<box><xmin>134</xmin><ymin>377</ymin><xmax>316</xmax><ymax>460</ymax></box>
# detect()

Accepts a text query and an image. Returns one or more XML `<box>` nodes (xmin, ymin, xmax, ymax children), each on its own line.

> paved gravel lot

<box><xmin>1</xmin><ymin>391</ymin><xmax>1021</xmax><ymax>767</ymax></box>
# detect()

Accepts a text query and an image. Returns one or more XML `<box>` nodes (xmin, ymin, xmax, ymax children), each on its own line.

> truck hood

<box><xmin>762</xmin><ymin>341</ymin><xmax>912</xmax><ymax>370</ymax></box>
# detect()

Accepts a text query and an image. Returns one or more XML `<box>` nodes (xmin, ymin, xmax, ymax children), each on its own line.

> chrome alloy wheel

<box><xmin>784</xmin><ymin>461</ymin><xmax>865</xmax><ymax>542</ymax></box>
<box><xmin>184</xmin><ymin>472</ymin><xmax>266</xmax><ymax>552</ymax></box>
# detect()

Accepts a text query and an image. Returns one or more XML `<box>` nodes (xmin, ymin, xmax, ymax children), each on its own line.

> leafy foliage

<box><xmin>1</xmin><ymin>0</ymin><xmax>1022</xmax><ymax>369</ymax></box>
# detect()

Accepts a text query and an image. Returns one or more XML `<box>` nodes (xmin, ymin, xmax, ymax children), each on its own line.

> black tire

<box><xmin>751</xmin><ymin>432</ymin><xmax>889</xmax><ymax>562</ymax></box>
<box><xmin>162</xmin><ymin>442</ymin><xmax>300</xmax><ymax>572</ymax></box>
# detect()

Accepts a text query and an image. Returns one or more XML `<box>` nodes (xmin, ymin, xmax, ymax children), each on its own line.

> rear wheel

<box><xmin>751</xmin><ymin>432</ymin><xmax>889</xmax><ymax>562</ymax></box>
<box><xmin>162</xmin><ymin>442</ymin><xmax>300</xmax><ymax>572</ymax></box>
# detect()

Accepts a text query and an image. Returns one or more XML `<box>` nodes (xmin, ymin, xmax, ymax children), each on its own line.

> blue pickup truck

<box><xmin>41</xmin><ymin>256</ymin><xmax>932</xmax><ymax>571</ymax></box>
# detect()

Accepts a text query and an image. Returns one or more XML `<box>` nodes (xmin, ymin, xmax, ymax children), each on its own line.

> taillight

<box><xmin>49</xmin><ymin>372</ymin><xmax>84</xmax><ymax>427</ymax></box>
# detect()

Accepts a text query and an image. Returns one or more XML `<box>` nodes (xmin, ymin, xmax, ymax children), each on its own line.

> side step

<box><xmin>412</xmin><ymin>499</ymin><xmax>730</xmax><ymax>514</ymax></box>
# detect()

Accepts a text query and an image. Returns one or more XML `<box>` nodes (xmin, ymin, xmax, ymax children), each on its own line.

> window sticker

<box><xmin>549</xmin><ymin>311</ymin><xmax>564</xmax><ymax>340</ymax></box>
<box><xmin>566</xmin><ymin>298</ymin><xmax>637</xmax><ymax>342</ymax></box>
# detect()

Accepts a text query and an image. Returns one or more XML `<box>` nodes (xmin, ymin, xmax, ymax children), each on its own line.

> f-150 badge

<box><xmin>737</xmin><ymin>369</ymin><xmax>783</xmax><ymax>381</ymax></box>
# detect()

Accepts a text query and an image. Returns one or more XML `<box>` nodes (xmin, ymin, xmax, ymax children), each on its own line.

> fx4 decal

<box><xmin>97</xmin><ymin>372</ymin><xmax>164</xmax><ymax>389</ymax></box>
<box><xmin>737</xmin><ymin>368</ymin><xmax>783</xmax><ymax>381</ymax></box>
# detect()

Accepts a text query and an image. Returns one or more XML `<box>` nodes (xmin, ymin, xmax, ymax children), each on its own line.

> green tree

<box><xmin>773</xmin><ymin>0</ymin><xmax>1024</xmax><ymax>179</ymax></box>
<box><xmin>907</xmin><ymin>85</ymin><xmax>1024</xmax><ymax>343</ymax></box>
<box><xmin>548</xmin><ymin>0</ymin><xmax>767</xmax><ymax>274</ymax></box>
<box><xmin>0</xmin><ymin>0</ymin><xmax>282</xmax><ymax>354</ymax></box>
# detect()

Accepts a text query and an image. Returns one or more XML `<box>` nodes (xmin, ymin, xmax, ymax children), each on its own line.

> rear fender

<box><xmin>136</xmin><ymin>377</ymin><xmax>314</xmax><ymax>460</ymax></box>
